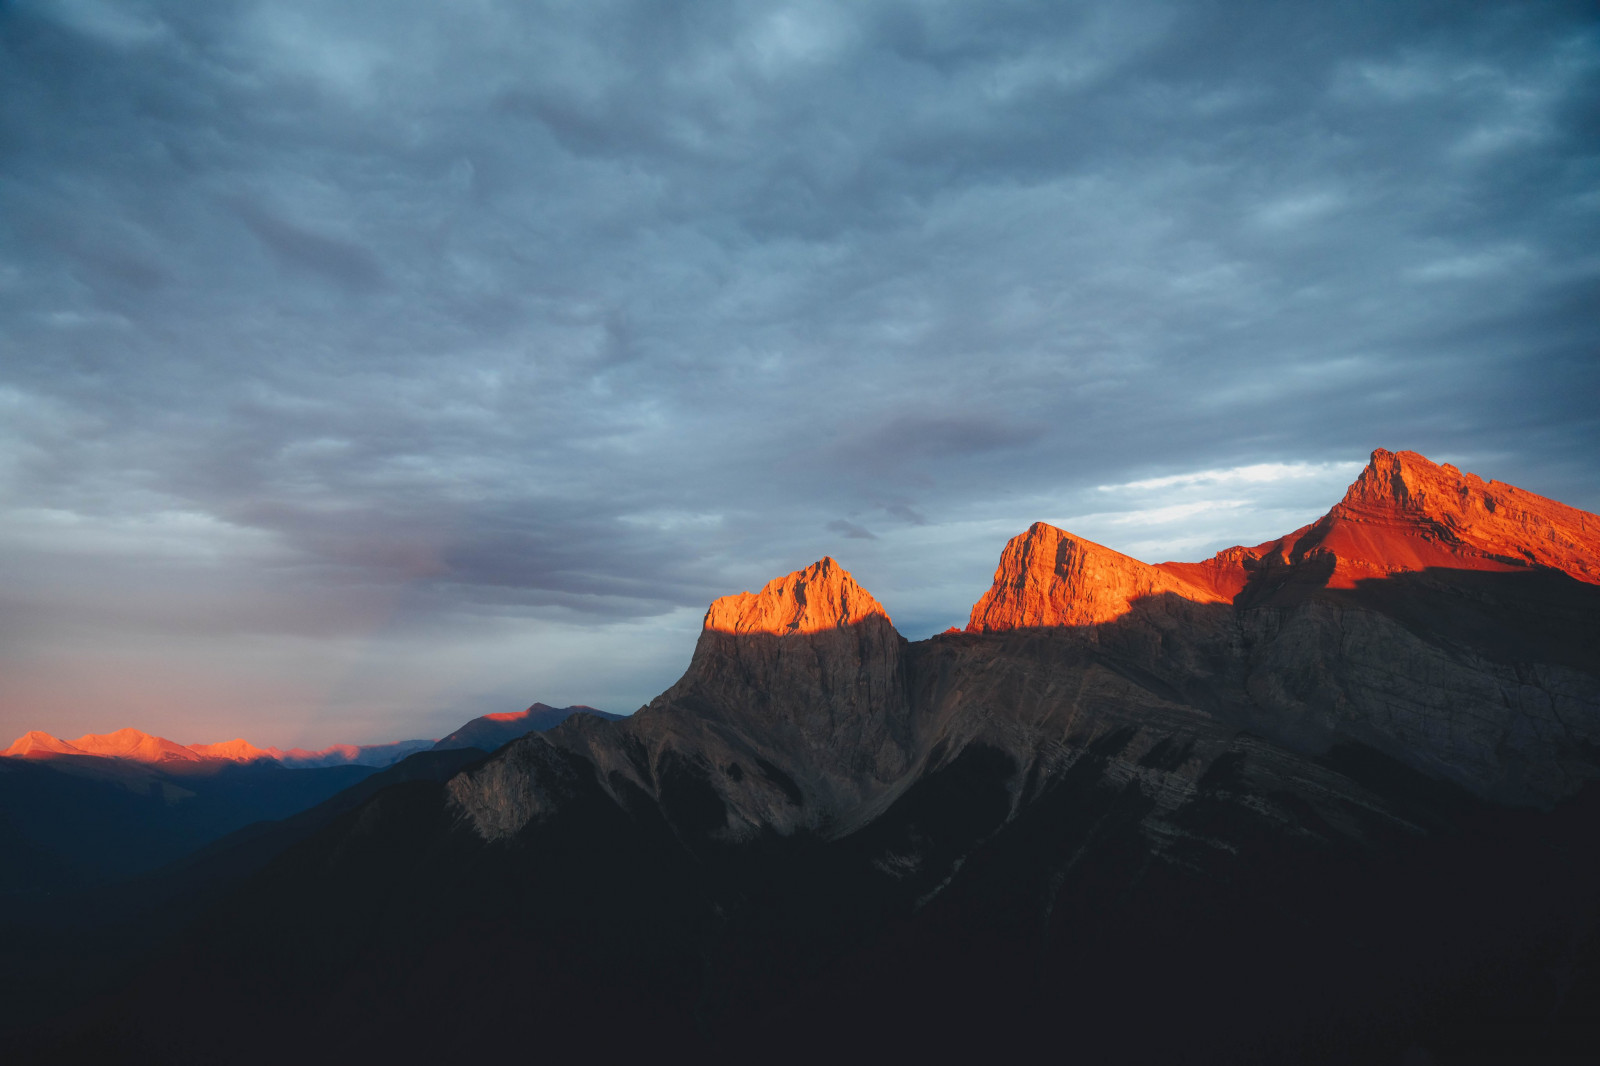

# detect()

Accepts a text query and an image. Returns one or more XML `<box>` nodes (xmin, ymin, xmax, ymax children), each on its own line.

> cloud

<box><xmin>234</xmin><ymin>200</ymin><xmax>385</xmax><ymax>291</ymax></box>
<box><xmin>1098</xmin><ymin>461</ymin><xmax>1365</xmax><ymax>493</ymax></box>
<box><xmin>1</xmin><ymin>0</ymin><xmax>1596</xmax><ymax>744</ymax></box>
<box><xmin>827</xmin><ymin>519</ymin><xmax>878</xmax><ymax>540</ymax></box>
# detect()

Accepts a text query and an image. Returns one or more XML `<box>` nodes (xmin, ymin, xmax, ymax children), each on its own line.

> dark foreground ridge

<box><xmin>23</xmin><ymin>449</ymin><xmax>1600</xmax><ymax>1064</ymax></box>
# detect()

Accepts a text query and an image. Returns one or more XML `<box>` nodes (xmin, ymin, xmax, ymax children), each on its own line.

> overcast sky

<box><xmin>2</xmin><ymin>0</ymin><xmax>1596</xmax><ymax>748</ymax></box>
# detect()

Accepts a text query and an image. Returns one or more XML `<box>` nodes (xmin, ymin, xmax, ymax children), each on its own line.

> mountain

<box><xmin>27</xmin><ymin>449</ymin><xmax>1600</xmax><ymax>1064</ymax></box>
<box><xmin>0</xmin><ymin>700</ymin><xmax>608</xmax><ymax>897</ymax></box>
<box><xmin>4</xmin><ymin>727</ymin><xmax>437</xmax><ymax>770</ymax></box>
<box><xmin>271</xmin><ymin>738</ymin><xmax>437</xmax><ymax>768</ymax></box>
<box><xmin>5</xmin><ymin>727</ymin><xmax>207</xmax><ymax>765</ymax></box>
<box><xmin>0</xmin><ymin>701</ymin><xmax>611</xmax><ymax>1041</ymax></box>
<box><xmin>432</xmin><ymin>703</ymin><xmax>621</xmax><ymax>753</ymax></box>
<box><xmin>4</xmin><ymin>731</ymin><xmax>92</xmax><ymax>759</ymax></box>
<box><xmin>185</xmin><ymin>738</ymin><xmax>279</xmax><ymax>762</ymax></box>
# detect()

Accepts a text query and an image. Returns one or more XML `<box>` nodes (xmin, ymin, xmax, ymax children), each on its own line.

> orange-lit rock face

<box><xmin>966</xmin><ymin>449</ymin><xmax>1600</xmax><ymax>632</ymax></box>
<box><xmin>1321</xmin><ymin>448</ymin><xmax>1600</xmax><ymax>585</ymax></box>
<box><xmin>703</xmin><ymin>556</ymin><xmax>892</xmax><ymax>635</ymax></box>
<box><xmin>1168</xmin><ymin>449</ymin><xmax>1600</xmax><ymax>596</ymax></box>
<box><xmin>967</xmin><ymin>523</ymin><xmax>1228</xmax><ymax>632</ymax></box>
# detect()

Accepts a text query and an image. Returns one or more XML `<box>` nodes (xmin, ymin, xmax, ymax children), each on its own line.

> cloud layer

<box><xmin>2</xmin><ymin>0</ymin><xmax>1596</xmax><ymax>745</ymax></box>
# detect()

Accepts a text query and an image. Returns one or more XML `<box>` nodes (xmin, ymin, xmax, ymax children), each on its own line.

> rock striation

<box><xmin>1162</xmin><ymin>449</ymin><xmax>1600</xmax><ymax>599</ymax></box>
<box><xmin>1331</xmin><ymin>448</ymin><xmax>1600</xmax><ymax>582</ymax></box>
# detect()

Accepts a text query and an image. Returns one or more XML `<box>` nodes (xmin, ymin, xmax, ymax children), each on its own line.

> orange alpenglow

<box><xmin>967</xmin><ymin>448</ymin><xmax>1600</xmax><ymax>633</ymax></box>
<box><xmin>1302</xmin><ymin>448</ymin><xmax>1599</xmax><ymax>586</ymax></box>
<box><xmin>2</xmin><ymin>731</ymin><xmax>92</xmax><ymax>759</ymax></box>
<box><xmin>966</xmin><ymin>522</ymin><xmax>1229</xmax><ymax>632</ymax></box>
<box><xmin>702</xmin><ymin>556</ymin><xmax>892</xmax><ymax>635</ymax></box>
<box><xmin>5</xmin><ymin>729</ymin><xmax>340</xmax><ymax>765</ymax></box>
<box><xmin>186</xmin><ymin>738</ymin><xmax>279</xmax><ymax>762</ymax></box>
<box><xmin>56</xmin><ymin>728</ymin><xmax>206</xmax><ymax>763</ymax></box>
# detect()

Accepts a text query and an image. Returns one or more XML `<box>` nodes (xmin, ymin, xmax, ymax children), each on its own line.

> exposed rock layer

<box><xmin>703</xmin><ymin>556</ymin><xmax>892</xmax><ymax>634</ymax></box>
<box><xmin>1163</xmin><ymin>449</ymin><xmax>1600</xmax><ymax>599</ymax></box>
<box><xmin>966</xmin><ymin>521</ymin><xmax>1227</xmax><ymax>631</ymax></box>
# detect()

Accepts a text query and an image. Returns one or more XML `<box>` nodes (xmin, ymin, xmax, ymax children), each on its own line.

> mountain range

<box><xmin>0</xmin><ymin>703</ymin><xmax>616</xmax><ymax>893</ymax></box>
<box><xmin>4</xmin><ymin>726</ymin><xmax>438</xmax><ymax>768</ymax></box>
<box><xmin>16</xmin><ymin>448</ymin><xmax>1600</xmax><ymax>1064</ymax></box>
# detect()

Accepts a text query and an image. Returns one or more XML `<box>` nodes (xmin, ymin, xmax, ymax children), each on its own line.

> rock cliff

<box><xmin>966</xmin><ymin>521</ymin><xmax>1228</xmax><ymax>631</ymax></box>
<box><xmin>1163</xmin><ymin>448</ymin><xmax>1600</xmax><ymax>600</ymax></box>
<box><xmin>452</xmin><ymin>449</ymin><xmax>1600</xmax><ymax>847</ymax></box>
<box><xmin>452</xmin><ymin>556</ymin><xmax>914</xmax><ymax>840</ymax></box>
<box><xmin>703</xmin><ymin>556</ymin><xmax>891</xmax><ymax>633</ymax></box>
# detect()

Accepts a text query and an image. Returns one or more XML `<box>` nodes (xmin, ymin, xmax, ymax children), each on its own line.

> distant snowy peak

<box><xmin>2</xmin><ymin>727</ymin><xmax>433</xmax><ymax>769</ymax></box>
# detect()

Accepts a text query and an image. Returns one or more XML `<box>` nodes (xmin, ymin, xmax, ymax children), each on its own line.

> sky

<box><xmin>1</xmin><ymin>0</ymin><xmax>1596</xmax><ymax>748</ymax></box>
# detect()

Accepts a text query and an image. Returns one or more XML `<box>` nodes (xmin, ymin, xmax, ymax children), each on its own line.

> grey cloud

<box><xmin>233</xmin><ymin>201</ymin><xmax>385</xmax><ymax>291</ymax></box>
<box><xmin>827</xmin><ymin>519</ymin><xmax>878</xmax><ymax>540</ymax></box>
<box><xmin>881</xmin><ymin>502</ymin><xmax>929</xmax><ymax>526</ymax></box>
<box><xmin>1</xmin><ymin>0</ymin><xmax>1596</xmax><ymax>743</ymax></box>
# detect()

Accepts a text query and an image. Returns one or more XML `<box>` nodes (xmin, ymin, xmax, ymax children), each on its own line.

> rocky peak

<box><xmin>1317</xmin><ymin>448</ymin><xmax>1600</xmax><ymax>584</ymax></box>
<box><xmin>967</xmin><ymin>522</ymin><xmax>1227</xmax><ymax>632</ymax></box>
<box><xmin>1337</xmin><ymin>448</ymin><xmax>1486</xmax><ymax>520</ymax></box>
<box><xmin>703</xmin><ymin>556</ymin><xmax>892</xmax><ymax>635</ymax></box>
<box><xmin>1159</xmin><ymin>449</ymin><xmax>1600</xmax><ymax>600</ymax></box>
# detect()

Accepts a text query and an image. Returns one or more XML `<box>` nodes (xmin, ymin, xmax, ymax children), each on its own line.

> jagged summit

<box><xmin>969</xmin><ymin>450</ymin><xmax>1600</xmax><ymax>627</ymax></box>
<box><xmin>1326</xmin><ymin>448</ymin><xmax>1600</xmax><ymax>582</ymax></box>
<box><xmin>703</xmin><ymin>556</ymin><xmax>892</xmax><ymax>635</ymax></box>
<box><xmin>1166</xmin><ymin>448</ymin><xmax>1600</xmax><ymax>596</ymax></box>
<box><xmin>967</xmin><ymin>522</ymin><xmax>1226</xmax><ymax>632</ymax></box>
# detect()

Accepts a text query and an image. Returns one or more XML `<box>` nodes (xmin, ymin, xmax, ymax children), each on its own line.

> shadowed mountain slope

<box><xmin>432</xmin><ymin>703</ymin><xmax>621</xmax><ymax>753</ymax></box>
